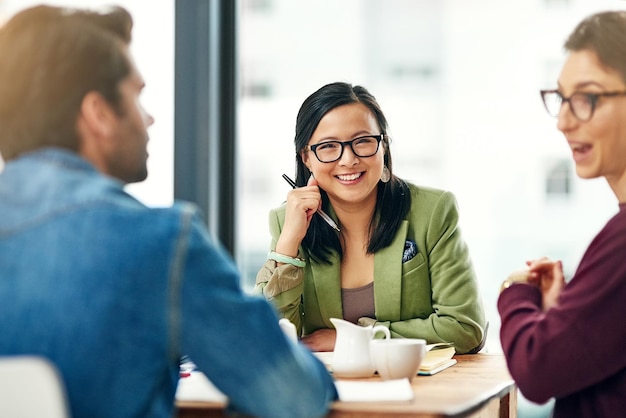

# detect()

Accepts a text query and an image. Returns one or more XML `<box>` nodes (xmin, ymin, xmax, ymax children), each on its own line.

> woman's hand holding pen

<box><xmin>275</xmin><ymin>176</ymin><xmax>322</xmax><ymax>257</ymax></box>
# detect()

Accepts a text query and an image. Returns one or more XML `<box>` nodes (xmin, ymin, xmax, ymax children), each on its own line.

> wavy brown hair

<box><xmin>564</xmin><ymin>11</ymin><xmax>626</xmax><ymax>84</ymax></box>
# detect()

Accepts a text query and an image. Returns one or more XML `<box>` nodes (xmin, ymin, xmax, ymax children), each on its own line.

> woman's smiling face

<box><xmin>302</xmin><ymin>102</ymin><xmax>385</xmax><ymax>208</ymax></box>
<box><xmin>556</xmin><ymin>49</ymin><xmax>626</xmax><ymax>191</ymax></box>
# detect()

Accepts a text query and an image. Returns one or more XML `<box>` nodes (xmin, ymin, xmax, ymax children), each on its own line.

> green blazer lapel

<box><xmin>310</xmin><ymin>253</ymin><xmax>343</xmax><ymax>327</ymax></box>
<box><xmin>373</xmin><ymin>220</ymin><xmax>408</xmax><ymax>321</ymax></box>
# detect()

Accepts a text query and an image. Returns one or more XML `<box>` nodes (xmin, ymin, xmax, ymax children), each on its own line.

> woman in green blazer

<box><xmin>255</xmin><ymin>82</ymin><xmax>486</xmax><ymax>354</ymax></box>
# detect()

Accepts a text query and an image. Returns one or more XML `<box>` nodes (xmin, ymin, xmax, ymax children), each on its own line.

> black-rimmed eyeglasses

<box><xmin>540</xmin><ymin>89</ymin><xmax>626</xmax><ymax>122</ymax></box>
<box><xmin>308</xmin><ymin>134</ymin><xmax>384</xmax><ymax>163</ymax></box>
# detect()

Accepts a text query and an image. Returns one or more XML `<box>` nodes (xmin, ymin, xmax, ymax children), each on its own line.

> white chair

<box><xmin>0</xmin><ymin>356</ymin><xmax>71</xmax><ymax>418</ymax></box>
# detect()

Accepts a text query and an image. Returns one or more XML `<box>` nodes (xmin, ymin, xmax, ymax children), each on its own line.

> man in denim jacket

<box><xmin>0</xmin><ymin>5</ymin><xmax>336</xmax><ymax>418</ymax></box>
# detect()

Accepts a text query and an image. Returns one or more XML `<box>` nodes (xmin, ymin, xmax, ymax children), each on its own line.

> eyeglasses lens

<box><xmin>315</xmin><ymin>136</ymin><xmax>380</xmax><ymax>163</ymax></box>
<box><xmin>569</xmin><ymin>93</ymin><xmax>592</xmax><ymax>121</ymax></box>
<box><xmin>543</xmin><ymin>91</ymin><xmax>563</xmax><ymax>117</ymax></box>
<box><xmin>542</xmin><ymin>91</ymin><xmax>593</xmax><ymax>121</ymax></box>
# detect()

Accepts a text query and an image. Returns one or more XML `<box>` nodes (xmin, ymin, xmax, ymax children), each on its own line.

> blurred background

<box><xmin>2</xmin><ymin>1</ymin><xmax>624</xmax><ymax>416</ymax></box>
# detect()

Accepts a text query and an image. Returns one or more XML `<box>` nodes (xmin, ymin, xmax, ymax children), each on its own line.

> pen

<box><xmin>282</xmin><ymin>174</ymin><xmax>340</xmax><ymax>232</ymax></box>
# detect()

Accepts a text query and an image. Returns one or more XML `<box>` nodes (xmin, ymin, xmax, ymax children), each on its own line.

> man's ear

<box><xmin>78</xmin><ymin>91</ymin><xmax>116</xmax><ymax>140</ymax></box>
<box><xmin>76</xmin><ymin>91</ymin><xmax>117</xmax><ymax>173</ymax></box>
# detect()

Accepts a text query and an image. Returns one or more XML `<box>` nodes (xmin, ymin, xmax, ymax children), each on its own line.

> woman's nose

<box><xmin>338</xmin><ymin>144</ymin><xmax>359</xmax><ymax>165</ymax></box>
<box><xmin>556</xmin><ymin>102</ymin><xmax>578</xmax><ymax>133</ymax></box>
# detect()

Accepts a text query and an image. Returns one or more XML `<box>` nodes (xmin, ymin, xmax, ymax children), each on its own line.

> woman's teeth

<box><xmin>337</xmin><ymin>173</ymin><xmax>362</xmax><ymax>181</ymax></box>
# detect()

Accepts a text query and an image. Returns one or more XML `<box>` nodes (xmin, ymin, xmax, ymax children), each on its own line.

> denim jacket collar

<box><xmin>0</xmin><ymin>147</ymin><xmax>125</xmax><ymax>233</ymax></box>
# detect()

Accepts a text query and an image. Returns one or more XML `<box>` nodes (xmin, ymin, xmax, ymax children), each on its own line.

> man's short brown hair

<box><xmin>0</xmin><ymin>5</ymin><xmax>133</xmax><ymax>160</ymax></box>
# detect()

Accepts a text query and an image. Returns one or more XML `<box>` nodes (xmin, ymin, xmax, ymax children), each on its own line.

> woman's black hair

<box><xmin>293</xmin><ymin>82</ymin><xmax>410</xmax><ymax>263</ymax></box>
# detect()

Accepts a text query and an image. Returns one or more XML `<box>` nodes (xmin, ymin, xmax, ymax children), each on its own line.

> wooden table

<box><xmin>177</xmin><ymin>353</ymin><xmax>516</xmax><ymax>418</ymax></box>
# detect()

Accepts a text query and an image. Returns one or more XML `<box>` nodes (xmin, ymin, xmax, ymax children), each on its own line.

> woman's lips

<box><xmin>570</xmin><ymin>142</ymin><xmax>592</xmax><ymax>163</ymax></box>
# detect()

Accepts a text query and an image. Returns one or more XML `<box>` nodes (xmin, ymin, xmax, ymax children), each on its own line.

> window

<box><xmin>545</xmin><ymin>160</ymin><xmax>572</xmax><ymax>197</ymax></box>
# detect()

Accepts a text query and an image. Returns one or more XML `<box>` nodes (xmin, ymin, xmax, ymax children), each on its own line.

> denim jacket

<box><xmin>0</xmin><ymin>148</ymin><xmax>336</xmax><ymax>418</ymax></box>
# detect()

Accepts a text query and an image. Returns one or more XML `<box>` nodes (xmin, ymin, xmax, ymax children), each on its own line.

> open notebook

<box><xmin>418</xmin><ymin>343</ymin><xmax>456</xmax><ymax>375</ymax></box>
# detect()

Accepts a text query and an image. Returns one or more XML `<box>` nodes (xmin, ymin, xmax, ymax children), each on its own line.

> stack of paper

<box><xmin>176</xmin><ymin>372</ymin><xmax>227</xmax><ymax>403</ymax></box>
<box><xmin>334</xmin><ymin>378</ymin><xmax>414</xmax><ymax>402</ymax></box>
<box><xmin>176</xmin><ymin>370</ymin><xmax>415</xmax><ymax>404</ymax></box>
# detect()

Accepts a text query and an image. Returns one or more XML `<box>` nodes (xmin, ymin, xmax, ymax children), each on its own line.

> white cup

<box><xmin>370</xmin><ymin>338</ymin><xmax>426</xmax><ymax>381</ymax></box>
<box><xmin>278</xmin><ymin>318</ymin><xmax>298</xmax><ymax>343</ymax></box>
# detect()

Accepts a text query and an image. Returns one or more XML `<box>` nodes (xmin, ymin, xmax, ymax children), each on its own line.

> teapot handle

<box><xmin>372</xmin><ymin>325</ymin><xmax>390</xmax><ymax>340</ymax></box>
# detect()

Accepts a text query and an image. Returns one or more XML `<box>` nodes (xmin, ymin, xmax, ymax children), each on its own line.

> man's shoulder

<box><xmin>144</xmin><ymin>201</ymin><xmax>203</xmax><ymax>224</ymax></box>
<box><xmin>99</xmin><ymin>200</ymin><xmax>204</xmax><ymax>234</ymax></box>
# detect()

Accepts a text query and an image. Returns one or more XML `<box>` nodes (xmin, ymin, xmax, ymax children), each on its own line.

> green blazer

<box><xmin>256</xmin><ymin>183</ymin><xmax>486</xmax><ymax>354</ymax></box>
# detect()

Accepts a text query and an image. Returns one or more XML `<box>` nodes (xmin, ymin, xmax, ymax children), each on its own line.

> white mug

<box><xmin>278</xmin><ymin>318</ymin><xmax>298</xmax><ymax>343</ymax></box>
<box><xmin>370</xmin><ymin>338</ymin><xmax>426</xmax><ymax>381</ymax></box>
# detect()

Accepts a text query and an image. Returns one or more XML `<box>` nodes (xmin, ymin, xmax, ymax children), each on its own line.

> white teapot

<box><xmin>330</xmin><ymin>317</ymin><xmax>390</xmax><ymax>378</ymax></box>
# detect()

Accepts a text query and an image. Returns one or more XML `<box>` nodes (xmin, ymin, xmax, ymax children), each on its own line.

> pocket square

<box><xmin>403</xmin><ymin>240</ymin><xmax>418</xmax><ymax>262</ymax></box>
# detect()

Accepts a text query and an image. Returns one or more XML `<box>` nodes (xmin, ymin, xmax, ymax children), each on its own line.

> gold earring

<box><xmin>380</xmin><ymin>166</ymin><xmax>390</xmax><ymax>183</ymax></box>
